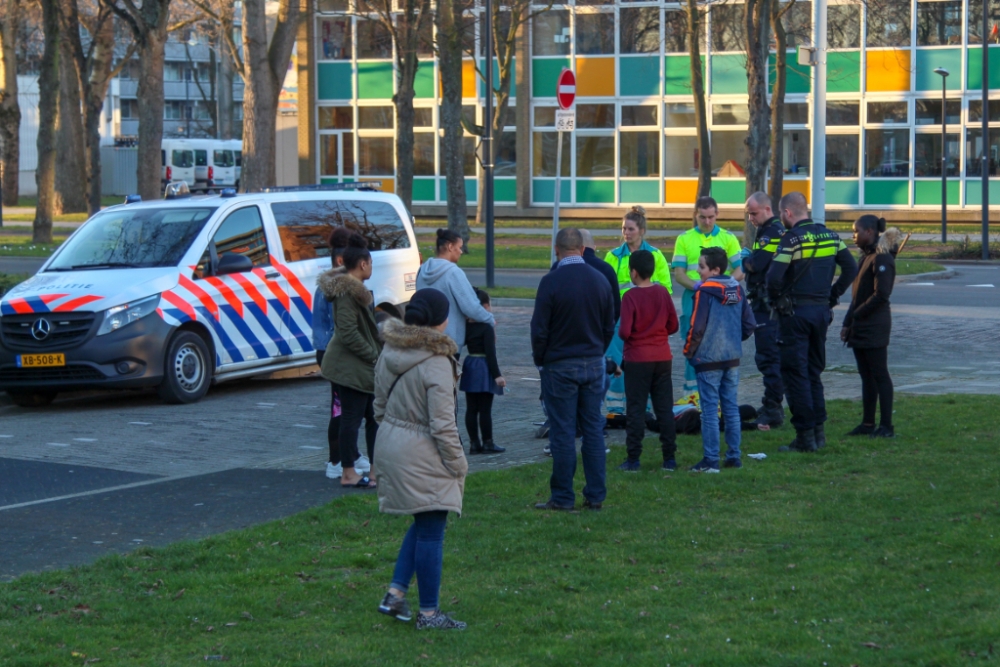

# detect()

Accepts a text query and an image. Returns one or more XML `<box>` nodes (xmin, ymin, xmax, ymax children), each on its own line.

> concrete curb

<box><xmin>492</xmin><ymin>297</ymin><xmax>536</xmax><ymax>307</ymax></box>
<box><xmin>896</xmin><ymin>269</ymin><xmax>956</xmax><ymax>283</ymax></box>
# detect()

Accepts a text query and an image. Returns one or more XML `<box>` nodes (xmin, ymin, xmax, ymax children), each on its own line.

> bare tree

<box><xmin>743</xmin><ymin>0</ymin><xmax>770</xmax><ymax>244</ymax></box>
<box><xmin>0</xmin><ymin>0</ymin><xmax>21</xmax><ymax>207</ymax></box>
<box><xmin>436</xmin><ymin>0</ymin><xmax>469</xmax><ymax>245</ymax></box>
<box><xmin>101</xmin><ymin>0</ymin><xmax>176</xmax><ymax>201</ymax></box>
<box><xmin>685</xmin><ymin>0</ymin><xmax>711</xmax><ymax>200</ymax></box>
<box><xmin>34</xmin><ymin>0</ymin><xmax>60</xmax><ymax>243</ymax></box>
<box><xmin>55</xmin><ymin>1</ymin><xmax>89</xmax><ymax>215</ymax></box>
<box><xmin>767</xmin><ymin>0</ymin><xmax>795</xmax><ymax>207</ymax></box>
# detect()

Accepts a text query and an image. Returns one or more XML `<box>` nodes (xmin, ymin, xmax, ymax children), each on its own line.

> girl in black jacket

<box><xmin>840</xmin><ymin>216</ymin><xmax>898</xmax><ymax>438</ymax></box>
<box><xmin>460</xmin><ymin>289</ymin><xmax>506</xmax><ymax>454</ymax></box>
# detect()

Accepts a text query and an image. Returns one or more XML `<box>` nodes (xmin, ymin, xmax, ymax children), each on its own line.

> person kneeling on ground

<box><xmin>683</xmin><ymin>247</ymin><xmax>756</xmax><ymax>473</ymax></box>
<box><xmin>616</xmin><ymin>249</ymin><xmax>680</xmax><ymax>473</ymax></box>
<box><xmin>374</xmin><ymin>288</ymin><xmax>468</xmax><ymax>631</ymax></box>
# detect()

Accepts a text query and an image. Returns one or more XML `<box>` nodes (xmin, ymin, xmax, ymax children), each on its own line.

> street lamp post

<box><xmin>983</xmin><ymin>0</ymin><xmax>991</xmax><ymax>260</ymax></box>
<box><xmin>483</xmin><ymin>0</ymin><xmax>495</xmax><ymax>289</ymax></box>
<box><xmin>934</xmin><ymin>67</ymin><xmax>949</xmax><ymax>243</ymax></box>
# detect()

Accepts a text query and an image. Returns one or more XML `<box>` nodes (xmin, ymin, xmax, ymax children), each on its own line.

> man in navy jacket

<box><xmin>531</xmin><ymin>228</ymin><xmax>616</xmax><ymax>511</ymax></box>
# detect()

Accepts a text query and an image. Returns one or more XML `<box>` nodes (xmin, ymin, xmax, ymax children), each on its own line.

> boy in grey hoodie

<box><xmin>415</xmin><ymin>229</ymin><xmax>495</xmax><ymax>351</ymax></box>
<box><xmin>683</xmin><ymin>247</ymin><xmax>756</xmax><ymax>473</ymax></box>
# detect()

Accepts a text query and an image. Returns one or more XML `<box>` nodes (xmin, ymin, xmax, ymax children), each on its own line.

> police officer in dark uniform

<box><xmin>766</xmin><ymin>192</ymin><xmax>857</xmax><ymax>452</ymax></box>
<box><xmin>741</xmin><ymin>191</ymin><xmax>786</xmax><ymax>427</ymax></box>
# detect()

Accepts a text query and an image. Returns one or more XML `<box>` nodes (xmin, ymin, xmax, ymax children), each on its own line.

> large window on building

<box><xmin>533</xmin><ymin>11</ymin><xmax>570</xmax><ymax>56</ymax></box>
<box><xmin>914</xmin><ymin>133</ymin><xmax>960</xmax><ymax>177</ymax></box>
<box><xmin>576</xmin><ymin>12</ymin><xmax>615</xmax><ymax>55</ymax></box>
<box><xmin>713</xmin><ymin>103</ymin><xmax>750</xmax><ymax>126</ymax></box>
<box><xmin>828</xmin><ymin>3</ymin><xmax>861</xmax><ymax>49</ymax></box>
<box><xmin>576</xmin><ymin>104</ymin><xmax>615</xmax><ymax>129</ymax></box>
<box><xmin>966</xmin><ymin>128</ymin><xmax>1000</xmax><ymax>176</ymax></box>
<box><xmin>576</xmin><ymin>135</ymin><xmax>615</xmax><ymax>177</ymax></box>
<box><xmin>828</xmin><ymin>101</ymin><xmax>860</xmax><ymax>126</ymax></box>
<box><xmin>532</xmin><ymin>131</ymin><xmax>571</xmax><ymax>177</ymax></box>
<box><xmin>969</xmin><ymin>0</ymin><xmax>1000</xmax><ymax>44</ymax></box>
<box><xmin>868</xmin><ymin>102</ymin><xmax>908</xmax><ymax>125</ymax></box>
<box><xmin>664</xmin><ymin>8</ymin><xmax>702</xmax><ymax>53</ymax></box>
<box><xmin>619</xmin><ymin>133</ymin><xmax>659</xmax><ymax>177</ymax></box>
<box><xmin>915</xmin><ymin>99</ymin><xmax>961</xmax><ymax>126</ymax></box>
<box><xmin>664</xmin><ymin>135</ymin><xmax>700</xmax><ymax>177</ymax></box>
<box><xmin>710</xmin><ymin>131</ymin><xmax>749</xmax><ymax>174</ymax></box>
<box><xmin>620</xmin><ymin>7</ymin><xmax>660</xmax><ymax>54</ymax></box>
<box><xmin>439</xmin><ymin>134</ymin><xmax>478</xmax><ymax>177</ymax></box>
<box><xmin>826</xmin><ymin>135</ymin><xmax>860</xmax><ymax>176</ymax></box>
<box><xmin>357</xmin><ymin>19</ymin><xmax>392</xmax><ymax>58</ymax></box>
<box><xmin>357</xmin><ymin>136</ymin><xmax>393</xmax><ymax>175</ymax></box>
<box><xmin>916</xmin><ymin>0</ymin><xmax>963</xmax><ymax>46</ymax></box>
<box><xmin>969</xmin><ymin>100</ymin><xmax>1000</xmax><ymax>123</ymax></box>
<box><xmin>711</xmin><ymin>3</ymin><xmax>745</xmax><ymax>53</ymax></box>
<box><xmin>319</xmin><ymin>17</ymin><xmax>352</xmax><ymax>59</ymax></box>
<box><xmin>413</xmin><ymin>133</ymin><xmax>435</xmax><ymax>176</ymax></box>
<box><xmin>867</xmin><ymin>1</ymin><xmax>911</xmax><ymax>47</ymax></box>
<box><xmin>496</xmin><ymin>132</ymin><xmax>517</xmax><ymax>178</ymax></box>
<box><xmin>357</xmin><ymin>106</ymin><xmax>394</xmax><ymax>129</ymax></box>
<box><xmin>780</xmin><ymin>130</ymin><xmax>810</xmax><ymax>176</ymax></box>
<box><xmin>664</xmin><ymin>103</ymin><xmax>697</xmax><ymax>128</ymax></box>
<box><xmin>866</xmin><ymin>129</ymin><xmax>910</xmax><ymax>177</ymax></box>
<box><xmin>778</xmin><ymin>1</ymin><xmax>812</xmax><ymax>48</ymax></box>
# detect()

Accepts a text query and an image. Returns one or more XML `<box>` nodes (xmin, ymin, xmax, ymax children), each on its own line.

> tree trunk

<box><xmin>240</xmin><ymin>0</ymin><xmax>300</xmax><ymax>192</ymax></box>
<box><xmin>394</xmin><ymin>68</ymin><xmax>416</xmax><ymax>210</ymax></box>
<box><xmin>436</xmin><ymin>0</ymin><xmax>469</xmax><ymax>245</ymax></box>
<box><xmin>768</xmin><ymin>3</ymin><xmax>789</xmax><ymax>207</ymax></box>
<box><xmin>54</xmin><ymin>32</ymin><xmax>88</xmax><ymax>215</ymax></box>
<box><xmin>34</xmin><ymin>0</ymin><xmax>60</xmax><ymax>243</ymax></box>
<box><xmin>135</xmin><ymin>26</ymin><xmax>167</xmax><ymax>200</ymax></box>
<box><xmin>82</xmin><ymin>14</ymin><xmax>117</xmax><ymax>216</ymax></box>
<box><xmin>217</xmin><ymin>40</ymin><xmax>234</xmax><ymax>140</ymax></box>
<box><xmin>686</xmin><ymin>0</ymin><xmax>711</xmax><ymax>202</ymax></box>
<box><xmin>743</xmin><ymin>0</ymin><xmax>770</xmax><ymax>246</ymax></box>
<box><xmin>0</xmin><ymin>0</ymin><xmax>21</xmax><ymax>207</ymax></box>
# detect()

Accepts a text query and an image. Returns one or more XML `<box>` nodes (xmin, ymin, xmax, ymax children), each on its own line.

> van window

<box><xmin>194</xmin><ymin>150</ymin><xmax>208</xmax><ymax>167</ymax></box>
<box><xmin>234</xmin><ymin>151</ymin><xmax>242</xmax><ymax>167</ymax></box>
<box><xmin>269</xmin><ymin>200</ymin><xmax>410</xmax><ymax>262</ymax></box>
<box><xmin>195</xmin><ymin>207</ymin><xmax>270</xmax><ymax>277</ymax></box>
<box><xmin>172</xmin><ymin>150</ymin><xmax>194</xmax><ymax>168</ymax></box>
<box><xmin>214</xmin><ymin>150</ymin><xmax>235</xmax><ymax>167</ymax></box>
<box><xmin>161</xmin><ymin>150</ymin><xmax>166</xmax><ymax>166</ymax></box>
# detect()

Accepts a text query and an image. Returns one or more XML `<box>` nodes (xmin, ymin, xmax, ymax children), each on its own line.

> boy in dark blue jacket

<box><xmin>683</xmin><ymin>247</ymin><xmax>756</xmax><ymax>473</ymax></box>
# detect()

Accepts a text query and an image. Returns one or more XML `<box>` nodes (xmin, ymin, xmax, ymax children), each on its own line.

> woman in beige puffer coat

<box><xmin>374</xmin><ymin>288</ymin><xmax>469</xmax><ymax>631</ymax></box>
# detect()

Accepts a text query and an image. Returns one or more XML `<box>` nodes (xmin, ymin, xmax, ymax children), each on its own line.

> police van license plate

<box><xmin>16</xmin><ymin>353</ymin><xmax>65</xmax><ymax>368</ymax></box>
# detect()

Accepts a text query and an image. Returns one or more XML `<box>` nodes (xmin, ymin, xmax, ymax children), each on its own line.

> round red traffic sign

<box><xmin>556</xmin><ymin>69</ymin><xmax>576</xmax><ymax>110</ymax></box>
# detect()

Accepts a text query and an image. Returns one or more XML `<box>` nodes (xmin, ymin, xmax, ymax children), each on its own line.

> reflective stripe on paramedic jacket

<box><xmin>603</xmin><ymin>241</ymin><xmax>673</xmax><ymax>297</ymax></box>
<box><xmin>765</xmin><ymin>219</ymin><xmax>858</xmax><ymax>306</ymax></box>
<box><xmin>670</xmin><ymin>225</ymin><xmax>743</xmax><ymax>284</ymax></box>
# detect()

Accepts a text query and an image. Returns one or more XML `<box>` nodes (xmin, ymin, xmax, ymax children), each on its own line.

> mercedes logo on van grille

<box><xmin>31</xmin><ymin>318</ymin><xmax>51</xmax><ymax>341</ymax></box>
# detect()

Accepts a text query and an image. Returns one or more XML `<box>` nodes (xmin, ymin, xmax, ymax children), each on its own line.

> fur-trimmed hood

<box><xmin>318</xmin><ymin>270</ymin><xmax>372</xmax><ymax>306</ymax></box>
<box><xmin>877</xmin><ymin>227</ymin><xmax>902</xmax><ymax>255</ymax></box>
<box><xmin>379</xmin><ymin>317</ymin><xmax>458</xmax><ymax>377</ymax></box>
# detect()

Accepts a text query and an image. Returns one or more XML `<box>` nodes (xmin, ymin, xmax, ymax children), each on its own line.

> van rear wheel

<box><xmin>7</xmin><ymin>390</ymin><xmax>57</xmax><ymax>407</ymax></box>
<box><xmin>158</xmin><ymin>331</ymin><xmax>212</xmax><ymax>404</ymax></box>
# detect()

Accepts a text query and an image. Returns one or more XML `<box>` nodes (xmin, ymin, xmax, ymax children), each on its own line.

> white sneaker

<box><xmin>326</xmin><ymin>462</ymin><xmax>343</xmax><ymax>479</ymax></box>
<box><xmin>355</xmin><ymin>455</ymin><xmax>371</xmax><ymax>474</ymax></box>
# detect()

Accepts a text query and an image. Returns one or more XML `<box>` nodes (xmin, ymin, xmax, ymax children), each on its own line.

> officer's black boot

<box><xmin>778</xmin><ymin>429</ymin><xmax>817</xmax><ymax>453</ymax></box>
<box><xmin>482</xmin><ymin>439</ymin><xmax>506</xmax><ymax>454</ymax></box>
<box><xmin>469</xmin><ymin>437</ymin><xmax>484</xmax><ymax>455</ymax></box>
<box><xmin>814</xmin><ymin>424</ymin><xmax>826</xmax><ymax>449</ymax></box>
<box><xmin>756</xmin><ymin>399</ymin><xmax>784</xmax><ymax>428</ymax></box>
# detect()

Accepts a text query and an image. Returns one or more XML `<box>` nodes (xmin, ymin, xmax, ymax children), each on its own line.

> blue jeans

<box><xmin>679</xmin><ymin>290</ymin><xmax>698</xmax><ymax>391</ymax></box>
<box><xmin>391</xmin><ymin>510</ymin><xmax>449</xmax><ymax>612</ymax></box>
<box><xmin>696</xmin><ymin>367</ymin><xmax>742</xmax><ymax>463</ymax></box>
<box><xmin>541</xmin><ymin>357</ymin><xmax>607</xmax><ymax>507</ymax></box>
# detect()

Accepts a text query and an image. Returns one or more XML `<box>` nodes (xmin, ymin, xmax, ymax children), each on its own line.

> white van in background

<box><xmin>161</xmin><ymin>140</ymin><xmax>196</xmax><ymax>192</ymax></box>
<box><xmin>186</xmin><ymin>140</ymin><xmax>238</xmax><ymax>193</ymax></box>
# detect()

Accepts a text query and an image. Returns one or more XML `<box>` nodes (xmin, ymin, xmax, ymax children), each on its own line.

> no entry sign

<box><xmin>556</xmin><ymin>69</ymin><xmax>576</xmax><ymax>110</ymax></box>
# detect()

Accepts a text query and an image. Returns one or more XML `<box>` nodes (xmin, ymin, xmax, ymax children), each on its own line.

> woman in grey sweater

<box><xmin>415</xmin><ymin>229</ymin><xmax>494</xmax><ymax>351</ymax></box>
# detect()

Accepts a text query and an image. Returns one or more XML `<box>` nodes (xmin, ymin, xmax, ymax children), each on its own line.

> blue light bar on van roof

<box><xmin>255</xmin><ymin>183</ymin><xmax>382</xmax><ymax>194</ymax></box>
<box><xmin>124</xmin><ymin>194</ymin><xmax>142</xmax><ymax>204</ymax></box>
<box><xmin>220</xmin><ymin>188</ymin><xmax>237</xmax><ymax>198</ymax></box>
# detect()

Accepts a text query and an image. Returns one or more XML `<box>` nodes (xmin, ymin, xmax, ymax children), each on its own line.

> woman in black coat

<box><xmin>840</xmin><ymin>215</ymin><xmax>898</xmax><ymax>438</ymax></box>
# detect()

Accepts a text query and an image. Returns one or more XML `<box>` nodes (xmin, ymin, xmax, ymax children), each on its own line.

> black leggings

<box><xmin>465</xmin><ymin>392</ymin><xmax>495</xmax><ymax>442</ymax></box>
<box><xmin>853</xmin><ymin>346</ymin><xmax>893</xmax><ymax>428</ymax></box>
<box><xmin>334</xmin><ymin>383</ymin><xmax>378</xmax><ymax>469</ymax></box>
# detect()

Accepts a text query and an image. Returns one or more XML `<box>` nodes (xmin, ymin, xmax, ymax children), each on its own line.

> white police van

<box><xmin>0</xmin><ymin>185</ymin><xmax>420</xmax><ymax>407</ymax></box>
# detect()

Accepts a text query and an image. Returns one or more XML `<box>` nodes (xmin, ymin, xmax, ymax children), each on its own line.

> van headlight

<box><xmin>97</xmin><ymin>294</ymin><xmax>161</xmax><ymax>336</ymax></box>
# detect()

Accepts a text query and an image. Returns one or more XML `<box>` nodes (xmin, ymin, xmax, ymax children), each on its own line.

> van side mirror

<box><xmin>216</xmin><ymin>253</ymin><xmax>253</xmax><ymax>276</ymax></box>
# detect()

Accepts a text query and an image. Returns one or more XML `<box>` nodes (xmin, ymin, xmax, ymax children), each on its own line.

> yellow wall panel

<box><xmin>665</xmin><ymin>179</ymin><xmax>699</xmax><ymax>204</ymax></box>
<box><xmin>360</xmin><ymin>178</ymin><xmax>395</xmax><ymax>194</ymax></box>
<box><xmin>865</xmin><ymin>50</ymin><xmax>911</xmax><ymax>92</ymax></box>
<box><xmin>462</xmin><ymin>60</ymin><xmax>477</xmax><ymax>99</ymax></box>
<box><xmin>575</xmin><ymin>57</ymin><xmax>616</xmax><ymax>97</ymax></box>
<box><xmin>771</xmin><ymin>179</ymin><xmax>810</xmax><ymax>204</ymax></box>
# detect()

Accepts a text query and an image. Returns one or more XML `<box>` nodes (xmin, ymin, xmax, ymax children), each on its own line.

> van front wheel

<box><xmin>158</xmin><ymin>331</ymin><xmax>212</xmax><ymax>404</ymax></box>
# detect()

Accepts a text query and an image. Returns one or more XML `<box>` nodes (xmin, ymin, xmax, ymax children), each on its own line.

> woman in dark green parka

<box><xmin>320</xmin><ymin>233</ymin><xmax>382</xmax><ymax>488</ymax></box>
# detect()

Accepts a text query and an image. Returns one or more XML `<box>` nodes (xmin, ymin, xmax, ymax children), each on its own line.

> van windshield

<box><xmin>214</xmin><ymin>150</ymin><xmax>235</xmax><ymax>167</ymax></box>
<box><xmin>48</xmin><ymin>207</ymin><xmax>216</xmax><ymax>271</ymax></box>
<box><xmin>172</xmin><ymin>150</ymin><xmax>194</xmax><ymax>168</ymax></box>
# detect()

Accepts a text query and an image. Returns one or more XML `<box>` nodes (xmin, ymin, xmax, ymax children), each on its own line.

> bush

<box><xmin>0</xmin><ymin>272</ymin><xmax>27</xmax><ymax>297</ymax></box>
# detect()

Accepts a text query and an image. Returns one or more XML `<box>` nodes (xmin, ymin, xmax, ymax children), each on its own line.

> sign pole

<box><xmin>484</xmin><ymin>0</ymin><xmax>495</xmax><ymax>288</ymax></box>
<box><xmin>983</xmin><ymin>1</ymin><xmax>990</xmax><ymax>260</ymax></box>
<box><xmin>551</xmin><ymin>68</ymin><xmax>576</xmax><ymax>264</ymax></box>
<box><xmin>552</xmin><ymin>134</ymin><xmax>562</xmax><ymax>265</ymax></box>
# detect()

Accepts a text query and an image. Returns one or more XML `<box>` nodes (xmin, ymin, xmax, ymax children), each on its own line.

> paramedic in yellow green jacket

<box><xmin>601</xmin><ymin>206</ymin><xmax>672</xmax><ymax>415</ymax></box>
<box><xmin>672</xmin><ymin>196</ymin><xmax>745</xmax><ymax>395</ymax></box>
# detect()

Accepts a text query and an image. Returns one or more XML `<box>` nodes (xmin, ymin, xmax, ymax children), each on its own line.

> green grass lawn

<box><xmin>1</xmin><ymin>395</ymin><xmax>997</xmax><ymax>666</ymax></box>
<box><xmin>2</xmin><ymin>213</ymin><xmax>90</xmax><ymax>223</ymax></box>
<box><xmin>0</xmin><ymin>236</ymin><xmax>66</xmax><ymax>257</ymax></box>
<box><xmin>0</xmin><ymin>272</ymin><xmax>27</xmax><ymax>296</ymax></box>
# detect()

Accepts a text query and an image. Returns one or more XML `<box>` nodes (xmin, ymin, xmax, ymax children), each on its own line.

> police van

<box><xmin>186</xmin><ymin>139</ymin><xmax>238</xmax><ymax>192</ymax></box>
<box><xmin>0</xmin><ymin>185</ymin><xmax>420</xmax><ymax>407</ymax></box>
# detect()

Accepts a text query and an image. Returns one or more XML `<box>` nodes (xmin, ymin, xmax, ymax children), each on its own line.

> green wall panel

<box><xmin>479</xmin><ymin>58</ymin><xmax>514</xmax><ymax>98</ymax></box>
<box><xmin>964</xmin><ymin>179</ymin><xmax>1000</xmax><ymax>204</ymax></box>
<box><xmin>825</xmin><ymin>180</ymin><xmax>859</xmax><ymax>206</ymax></box>
<box><xmin>768</xmin><ymin>54</ymin><xmax>811</xmax><ymax>94</ymax></box>
<box><xmin>414</xmin><ymin>61</ymin><xmax>435</xmax><ymax>99</ymax></box>
<box><xmin>436</xmin><ymin>178</ymin><xmax>478</xmax><ymax>203</ymax></box>
<box><xmin>967</xmin><ymin>47</ymin><xmax>1000</xmax><ymax>90</ymax></box>
<box><xmin>827</xmin><ymin>51</ymin><xmax>861</xmax><ymax>93</ymax></box>
<box><xmin>711</xmin><ymin>179</ymin><xmax>745</xmax><ymax>204</ymax></box>
<box><xmin>711</xmin><ymin>55</ymin><xmax>746</xmax><ymax>95</ymax></box>
<box><xmin>495</xmin><ymin>178</ymin><xmax>516</xmax><ymax>202</ymax></box>
<box><xmin>357</xmin><ymin>62</ymin><xmax>394</xmax><ymax>99</ymax></box>
<box><xmin>320</xmin><ymin>177</ymin><xmax>338</xmax><ymax>184</ymax></box>
<box><xmin>915</xmin><ymin>49</ymin><xmax>962</xmax><ymax>92</ymax></box>
<box><xmin>619</xmin><ymin>56</ymin><xmax>660</xmax><ymax>97</ymax></box>
<box><xmin>318</xmin><ymin>62</ymin><xmax>353</xmax><ymax>100</ymax></box>
<box><xmin>664</xmin><ymin>55</ymin><xmax>705</xmax><ymax>95</ymax></box>
<box><xmin>576</xmin><ymin>179</ymin><xmax>616</xmax><ymax>203</ymax></box>
<box><xmin>533</xmin><ymin>58</ymin><xmax>571</xmax><ymax>98</ymax></box>
<box><xmin>863</xmin><ymin>179</ymin><xmax>909</xmax><ymax>206</ymax></box>
<box><xmin>620</xmin><ymin>180</ymin><xmax>660</xmax><ymax>203</ymax></box>
<box><xmin>412</xmin><ymin>177</ymin><xmax>436</xmax><ymax>202</ymax></box>
<box><xmin>914</xmin><ymin>180</ymin><xmax>960</xmax><ymax>205</ymax></box>
<box><xmin>532</xmin><ymin>179</ymin><xmax>571</xmax><ymax>204</ymax></box>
